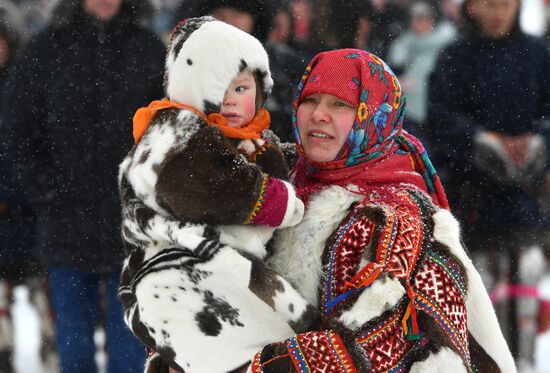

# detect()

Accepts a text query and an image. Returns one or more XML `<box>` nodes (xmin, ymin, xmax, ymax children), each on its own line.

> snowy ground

<box><xmin>11</xmin><ymin>286</ymin><xmax>106</xmax><ymax>373</ymax></box>
<box><xmin>9</xmin><ymin>277</ymin><xmax>550</xmax><ymax>372</ymax></box>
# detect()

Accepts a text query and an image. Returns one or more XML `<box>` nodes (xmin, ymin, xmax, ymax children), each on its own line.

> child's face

<box><xmin>221</xmin><ymin>70</ymin><xmax>257</xmax><ymax>128</ymax></box>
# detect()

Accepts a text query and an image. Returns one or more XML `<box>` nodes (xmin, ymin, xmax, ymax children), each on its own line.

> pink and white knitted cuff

<box><xmin>245</xmin><ymin>176</ymin><xmax>290</xmax><ymax>227</ymax></box>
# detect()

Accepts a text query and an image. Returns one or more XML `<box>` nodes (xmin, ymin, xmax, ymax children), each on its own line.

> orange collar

<box><xmin>133</xmin><ymin>99</ymin><xmax>270</xmax><ymax>143</ymax></box>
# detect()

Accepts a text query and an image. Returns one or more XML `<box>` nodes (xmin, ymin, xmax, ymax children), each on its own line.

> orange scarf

<box><xmin>133</xmin><ymin>99</ymin><xmax>270</xmax><ymax>143</ymax></box>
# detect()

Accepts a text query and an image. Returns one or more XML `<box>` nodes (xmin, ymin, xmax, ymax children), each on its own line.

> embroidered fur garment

<box><xmin>264</xmin><ymin>184</ymin><xmax>516</xmax><ymax>372</ymax></box>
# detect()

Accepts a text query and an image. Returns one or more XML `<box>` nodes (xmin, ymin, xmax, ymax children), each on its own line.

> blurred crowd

<box><xmin>0</xmin><ymin>0</ymin><xmax>549</xmax><ymax>372</ymax></box>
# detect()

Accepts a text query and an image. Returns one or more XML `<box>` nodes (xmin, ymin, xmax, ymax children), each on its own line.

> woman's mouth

<box><xmin>308</xmin><ymin>131</ymin><xmax>333</xmax><ymax>140</ymax></box>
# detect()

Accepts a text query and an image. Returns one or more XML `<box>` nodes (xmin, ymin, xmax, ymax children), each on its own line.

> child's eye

<box><xmin>235</xmin><ymin>86</ymin><xmax>247</xmax><ymax>93</ymax></box>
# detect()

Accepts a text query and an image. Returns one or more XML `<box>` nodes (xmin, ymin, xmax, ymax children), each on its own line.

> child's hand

<box><xmin>237</xmin><ymin>138</ymin><xmax>265</xmax><ymax>155</ymax></box>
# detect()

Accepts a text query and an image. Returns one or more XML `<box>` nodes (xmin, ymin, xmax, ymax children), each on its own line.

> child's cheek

<box><xmin>244</xmin><ymin>95</ymin><xmax>256</xmax><ymax>119</ymax></box>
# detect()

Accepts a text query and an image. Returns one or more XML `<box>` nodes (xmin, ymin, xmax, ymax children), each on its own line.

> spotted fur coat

<box><xmin>118</xmin><ymin>17</ymin><xmax>315</xmax><ymax>373</ymax></box>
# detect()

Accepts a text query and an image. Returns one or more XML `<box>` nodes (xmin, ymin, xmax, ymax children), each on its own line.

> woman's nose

<box><xmin>311</xmin><ymin>104</ymin><xmax>329</xmax><ymax>123</ymax></box>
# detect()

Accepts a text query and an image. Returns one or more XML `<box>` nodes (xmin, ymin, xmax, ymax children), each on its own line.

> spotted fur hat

<box><xmin>165</xmin><ymin>16</ymin><xmax>273</xmax><ymax>114</ymax></box>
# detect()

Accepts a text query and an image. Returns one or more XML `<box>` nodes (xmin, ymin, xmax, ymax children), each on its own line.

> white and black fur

<box><xmin>118</xmin><ymin>17</ymin><xmax>314</xmax><ymax>373</ymax></box>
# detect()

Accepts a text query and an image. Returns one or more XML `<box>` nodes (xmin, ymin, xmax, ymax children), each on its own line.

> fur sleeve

<box><xmin>155</xmin><ymin>125</ymin><xmax>264</xmax><ymax>225</ymax></box>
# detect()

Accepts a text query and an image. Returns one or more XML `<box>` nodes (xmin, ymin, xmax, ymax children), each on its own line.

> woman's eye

<box><xmin>302</xmin><ymin>97</ymin><xmax>317</xmax><ymax>104</ymax></box>
<box><xmin>335</xmin><ymin>100</ymin><xmax>355</xmax><ymax>109</ymax></box>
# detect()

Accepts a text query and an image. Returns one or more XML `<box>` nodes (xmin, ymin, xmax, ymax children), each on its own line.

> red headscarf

<box><xmin>292</xmin><ymin>49</ymin><xmax>448</xmax><ymax>209</ymax></box>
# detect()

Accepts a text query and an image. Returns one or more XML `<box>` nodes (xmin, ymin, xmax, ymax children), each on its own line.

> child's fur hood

<box><xmin>165</xmin><ymin>16</ymin><xmax>273</xmax><ymax>114</ymax></box>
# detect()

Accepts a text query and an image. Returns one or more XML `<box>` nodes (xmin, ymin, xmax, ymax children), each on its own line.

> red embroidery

<box><xmin>288</xmin><ymin>331</ymin><xmax>358</xmax><ymax>372</ymax></box>
<box><xmin>334</xmin><ymin>215</ymin><xmax>374</xmax><ymax>295</ymax></box>
<box><xmin>414</xmin><ymin>251</ymin><xmax>470</xmax><ymax>366</ymax></box>
<box><xmin>358</xmin><ymin>311</ymin><xmax>414</xmax><ymax>372</ymax></box>
<box><xmin>375</xmin><ymin>190</ymin><xmax>423</xmax><ymax>280</ymax></box>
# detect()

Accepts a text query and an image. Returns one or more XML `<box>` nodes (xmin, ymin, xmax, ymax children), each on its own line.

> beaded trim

<box><xmin>428</xmin><ymin>250</ymin><xmax>467</xmax><ymax>298</ymax></box>
<box><xmin>248</xmin><ymin>142</ymin><xmax>271</xmax><ymax>163</ymax></box>
<box><xmin>250</xmin><ymin>350</ymin><xmax>263</xmax><ymax>373</ymax></box>
<box><xmin>322</xmin><ymin>215</ymin><xmax>359</xmax><ymax>318</ymax></box>
<box><xmin>288</xmin><ymin>335</ymin><xmax>310</xmax><ymax>372</ymax></box>
<box><xmin>244</xmin><ymin>173</ymin><xmax>269</xmax><ymax>224</ymax></box>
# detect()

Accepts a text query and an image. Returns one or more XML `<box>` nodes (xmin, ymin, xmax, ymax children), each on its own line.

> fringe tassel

<box><xmin>402</xmin><ymin>286</ymin><xmax>420</xmax><ymax>340</ymax></box>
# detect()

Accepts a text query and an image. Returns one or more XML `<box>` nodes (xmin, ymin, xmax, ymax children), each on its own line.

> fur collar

<box><xmin>269</xmin><ymin>185</ymin><xmax>362</xmax><ymax>305</ymax></box>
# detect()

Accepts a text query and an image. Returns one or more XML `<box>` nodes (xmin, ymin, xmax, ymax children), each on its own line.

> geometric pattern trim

<box><xmin>357</xmin><ymin>304</ymin><xmax>414</xmax><ymax>372</ymax></box>
<box><xmin>287</xmin><ymin>330</ymin><xmax>359</xmax><ymax>372</ymax></box>
<box><xmin>414</xmin><ymin>249</ymin><xmax>471</xmax><ymax>369</ymax></box>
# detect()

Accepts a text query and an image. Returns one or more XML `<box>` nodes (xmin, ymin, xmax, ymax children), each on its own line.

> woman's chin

<box><xmin>303</xmin><ymin>148</ymin><xmax>337</xmax><ymax>163</ymax></box>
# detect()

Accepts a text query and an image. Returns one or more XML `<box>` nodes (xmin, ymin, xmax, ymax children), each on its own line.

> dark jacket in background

<box><xmin>428</xmin><ymin>32</ymin><xmax>550</xmax><ymax>235</ymax></box>
<box><xmin>1</xmin><ymin>1</ymin><xmax>165</xmax><ymax>272</ymax></box>
<box><xmin>0</xmin><ymin>0</ymin><xmax>38</xmax><ymax>281</ymax></box>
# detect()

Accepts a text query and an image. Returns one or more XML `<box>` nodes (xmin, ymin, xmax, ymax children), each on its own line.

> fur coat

<box><xmin>251</xmin><ymin>183</ymin><xmax>517</xmax><ymax>372</ymax></box>
<box><xmin>118</xmin><ymin>17</ymin><xmax>312</xmax><ymax>372</ymax></box>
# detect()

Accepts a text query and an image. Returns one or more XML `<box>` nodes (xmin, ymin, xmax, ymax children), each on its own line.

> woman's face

<box><xmin>297</xmin><ymin>93</ymin><xmax>357</xmax><ymax>162</ymax></box>
<box><xmin>83</xmin><ymin>0</ymin><xmax>123</xmax><ymax>21</ymax></box>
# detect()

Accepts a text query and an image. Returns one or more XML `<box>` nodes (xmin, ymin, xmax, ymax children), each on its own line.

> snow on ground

<box><xmin>11</xmin><ymin>285</ymin><xmax>106</xmax><ymax>373</ymax></box>
<box><xmin>8</xmin><ymin>276</ymin><xmax>550</xmax><ymax>372</ymax></box>
<box><xmin>12</xmin><ymin>286</ymin><xmax>42</xmax><ymax>373</ymax></box>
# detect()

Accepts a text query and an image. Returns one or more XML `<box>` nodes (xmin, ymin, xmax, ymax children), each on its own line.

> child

<box><xmin>118</xmin><ymin>17</ymin><xmax>315</xmax><ymax>373</ymax></box>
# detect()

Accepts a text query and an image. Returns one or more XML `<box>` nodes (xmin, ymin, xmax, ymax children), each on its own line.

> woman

<box><xmin>251</xmin><ymin>49</ymin><xmax>515</xmax><ymax>372</ymax></box>
<box><xmin>153</xmin><ymin>49</ymin><xmax>514</xmax><ymax>372</ymax></box>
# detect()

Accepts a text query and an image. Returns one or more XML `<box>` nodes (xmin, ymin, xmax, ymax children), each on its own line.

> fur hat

<box><xmin>165</xmin><ymin>16</ymin><xmax>273</xmax><ymax>114</ymax></box>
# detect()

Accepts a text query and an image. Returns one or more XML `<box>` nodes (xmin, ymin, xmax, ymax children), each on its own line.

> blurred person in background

<box><xmin>290</xmin><ymin>0</ymin><xmax>311</xmax><ymax>42</ymax></box>
<box><xmin>428</xmin><ymin>0</ymin><xmax>550</xmax><ymax>361</ymax></box>
<box><xmin>438</xmin><ymin>0</ymin><xmax>461</xmax><ymax>36</ymax></box>
<box><xmin>0</xmin><ymin>0</ymin><xmax>165</xmax><ymax>372</ymax></box>
<box><xmin>308</xmin><ymin>0</ymin><xmax>375</xmax><ymax>53</ymax></box>
<box><xmin>0</xmin><ymin>2</ymin><xmax>58</xmax><ymax>371</ymax></box>
<box><xmin>265</xmin><ymin>1</ymin><xmax>308</xmax><ymax>142</ymax></box>
<box><xmin>387</xmin><ymin>0</ymin><xmax>455</xmax><ymax>146</ymax></box>
<box><xmin>9</xmin><ymin>0</ymin><xmax>53</xmax><ymax>39</ymax></box>
<box><xmin>172</xmin><ymin>0</ymin><xmax>276</xmax><ymax>42</ymax></box>
<box><xmin>368</xmin><ymin>0</ymin><xmax>410</xmax><ymax>58</ymax></box>
<box><xmin>0</xmin><ymin>2</ymin><xmax>35</xmax><ymax>371</ymax></box>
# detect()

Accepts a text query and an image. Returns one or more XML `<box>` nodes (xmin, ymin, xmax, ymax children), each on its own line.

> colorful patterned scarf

<box><xmin>292</xmin><ymin>49</ymin><xmax>448</xmax><ymax>209</ymax></box>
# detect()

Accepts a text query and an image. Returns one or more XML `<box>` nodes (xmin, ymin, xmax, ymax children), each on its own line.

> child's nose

<box><xmin>223</xmin><ymin>94</ymin><xmax>236</xmax><ymax>106</ymax></box>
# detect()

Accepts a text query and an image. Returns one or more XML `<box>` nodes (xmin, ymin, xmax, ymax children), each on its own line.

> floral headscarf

<box><xmin>293</xmin><ymin>49</ymin><xmax>405</xmax><ymax>170</ymax></box>
<box><xmin>293</xmin><ymin>49</ymin><xmax>448</xmax><ymax>209</ymax></box>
